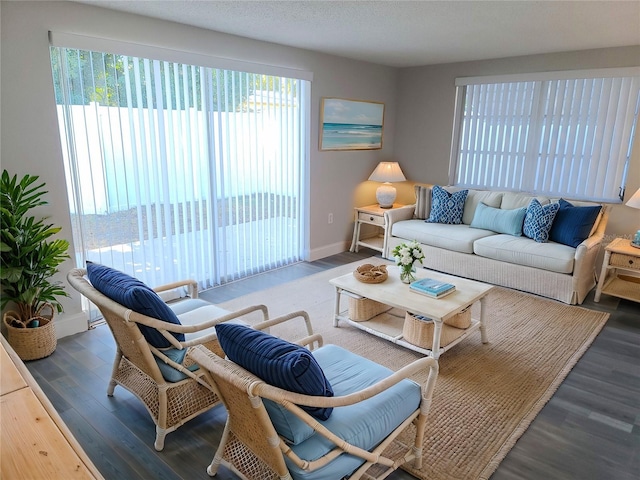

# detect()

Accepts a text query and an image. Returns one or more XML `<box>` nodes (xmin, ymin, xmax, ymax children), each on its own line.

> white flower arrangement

<box><xmin>391</xmin><ymin>241</ymin><xmax>424</xmax><ymax>283</ymax></box>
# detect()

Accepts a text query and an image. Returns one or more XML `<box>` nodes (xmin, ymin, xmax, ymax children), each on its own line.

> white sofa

<box><xmin>384</xmin><ymin>185</ymin><xmax>609</xmax><ymax>305</ymax></box>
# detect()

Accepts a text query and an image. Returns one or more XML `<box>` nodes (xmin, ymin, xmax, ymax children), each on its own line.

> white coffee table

<box><xmin>329</xmin><ymin>266</ymin><xmax>494</xmax><ymax>359</ymax></box>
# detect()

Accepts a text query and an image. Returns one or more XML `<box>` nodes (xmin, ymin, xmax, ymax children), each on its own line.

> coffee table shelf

<box><xmin>330</xmin><ymin>266</ymin><xmax>493</xmax><ymax>359</ymax></box>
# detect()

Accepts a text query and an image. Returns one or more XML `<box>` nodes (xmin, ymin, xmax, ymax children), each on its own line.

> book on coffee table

<box><xmin>410</xmin><ymin>278</ymin><xmax>456</xmax><ymax>298</ymax></box>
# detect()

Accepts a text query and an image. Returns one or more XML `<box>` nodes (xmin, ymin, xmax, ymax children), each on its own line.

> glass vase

<box><xmin>400</xmin><ymin>265</ymin><xmax>416</xmax><ymax>284</ymax></box>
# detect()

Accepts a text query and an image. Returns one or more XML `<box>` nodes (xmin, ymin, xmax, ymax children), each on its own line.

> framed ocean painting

<box><xmin>320</xmin><ymin>98</ymin><xmax>385</xmax><ymax>151</ymax></box>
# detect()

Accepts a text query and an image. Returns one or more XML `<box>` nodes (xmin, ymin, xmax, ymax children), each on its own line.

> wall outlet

<box><xmin>328</xmin><ymin>213</ymin><xmax>333</xmax><ymax>224</ymax></box>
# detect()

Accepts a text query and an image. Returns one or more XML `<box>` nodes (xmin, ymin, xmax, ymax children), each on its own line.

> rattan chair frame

<box><xmin>189</xmin><ymin>312</ymin><xmax>439</xmax><ymax>480</ymax></box>
<box><xmin>67</xmin><ymin>268</ymin><xmax>269</xmax><ymax>451</ymax></box>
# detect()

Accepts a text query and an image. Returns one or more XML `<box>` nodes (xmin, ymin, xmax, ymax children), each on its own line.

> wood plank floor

<box><xmin>25</xmin><ymin>250</ymin><xmax>640</xmax><ymax>480</ymax></box>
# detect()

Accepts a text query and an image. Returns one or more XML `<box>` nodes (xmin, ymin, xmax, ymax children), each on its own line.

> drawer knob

<box><xmin>630</xmin><ymin>259</ymin><xmax>634</xmax><ymax>266</ymax></box>
<box><xmin>370</xmin><ymin>216</ymin><xmax>374</xmax><ymax>221</ymax></box>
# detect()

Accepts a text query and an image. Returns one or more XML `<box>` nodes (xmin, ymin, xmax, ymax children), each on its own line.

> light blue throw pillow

<box><xmin>425</xmin><ymin>185</ymin><xmax>468</xmax><ymax>225</ymax></box>
<box><xmin>470</xmin><ymin>202</ymin><xmax>526</xmax><ymax>236</ymax></box>
<box><xmin>523</xmin><ymin>199</ymin><xmax>560</xmax><ymax>243</ymax></box>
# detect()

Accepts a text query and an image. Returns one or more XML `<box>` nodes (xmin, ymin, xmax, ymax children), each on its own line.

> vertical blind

<box><xmin>451</xmin><ymin>69</ymin><xmax>640</xmax><ymax>202</ymax></box>
<box><xmin>50</xmin><ymin>45</ymin><xmax>309</xmax><ymax>296</ymax></box>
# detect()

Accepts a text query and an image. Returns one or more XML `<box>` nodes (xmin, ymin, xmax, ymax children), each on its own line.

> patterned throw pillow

<box><xmin>523</xmin><ymin>199</ymin><xmax>560</xmax><ymax>243</ymax></box>
<box><xmin>425</xmin><ymin>185</ymin><xmax>468</xmax><ymax>224</ymax></box>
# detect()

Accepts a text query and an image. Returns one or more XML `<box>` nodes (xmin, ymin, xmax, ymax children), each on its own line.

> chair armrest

<box><xmin>128</xmin><ymin>304</ymin><xmax>269</xmax><ymax>348</ymax></box>
<box><xmin>153</xmin><ymin>279</ymin><xmax>198</xmax><ymax>299</ymax></box>
<box><xmin>253</xmin><ymin>310</ymin><xmax>322</xmax><ymax>350</ymax></box>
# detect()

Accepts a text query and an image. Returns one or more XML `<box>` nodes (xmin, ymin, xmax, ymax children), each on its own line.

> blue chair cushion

<box><xmin>285</xmin><ymin>344</ymin><xmax>422</xmax><ymax>480</ymax></box>
<box><xmin>86</xmin><ymin>262</ymin><xmax>184</xmax><ymax>348</ymax></box>
<box><xmin>548</xmin><ymin>199</ymin><xmax>602</xmax><ymax>247</ymax></box>
<box><xmin>523</xmin><ymin>199</ymin><xmax>560</xmax><ymax>243</ymax></box>
<box><xmin>426</xmin><ymin>185</ymin><xmax>468</xmax><ymax>225</ymax></box>
<box><xmin>155</xmin><ymin>348</ymin><xmax>199</xmax><ymax>382</ymax></box>
<box><xmin>470</xmin><ymin>202</ymin><xmax>526</xmax><ymax>236</ymax></box>
<box><xmin>215</xmin><ymin>323</ymin><xmax>334</xmax><ymax>421</ymax></box>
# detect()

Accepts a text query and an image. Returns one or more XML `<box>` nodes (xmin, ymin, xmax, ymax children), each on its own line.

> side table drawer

<box><xmin>358</xmin><ymin>212</ymin><xmax>384</xmax><ymax>225</ymax></box>
<box><xmin>610</xmin><ymin>253</ymin><xmax>639</xmax><ymax>270</ymax></box>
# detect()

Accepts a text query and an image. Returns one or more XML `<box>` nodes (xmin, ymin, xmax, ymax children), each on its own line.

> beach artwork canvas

<box><xmin>320</xmin><ymin>98</ymin><xmax>384</xmax><ymax>150</ymax></box>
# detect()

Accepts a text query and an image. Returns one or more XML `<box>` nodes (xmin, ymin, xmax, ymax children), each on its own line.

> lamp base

<box><xmin>376</xmin><ymin>183</ymin><xmax>396</xmax><ymax>209</ymax></box>
<box><xmin>632</xmin><ymin>230</ymin><xmax>640</xmax><ymax>248</ymax></box>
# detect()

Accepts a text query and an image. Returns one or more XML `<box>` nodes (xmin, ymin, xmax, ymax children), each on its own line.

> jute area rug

<box><xmin>218</xmin><ymin>258</ymin><xmax>609</xmax><ymax>480</ymax></box>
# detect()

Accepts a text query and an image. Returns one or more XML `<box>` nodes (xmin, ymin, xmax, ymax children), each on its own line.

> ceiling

<box><xmin>75</xmin><ymin>1</ymin><xmax>640</xmax><ymax>68</ymax></box>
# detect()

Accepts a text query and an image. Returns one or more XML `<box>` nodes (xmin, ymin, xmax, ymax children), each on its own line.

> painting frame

<box><xmin>320</xmin><ymin>98</ymin><xmax>385</xmax><ymax>151</ymax></box>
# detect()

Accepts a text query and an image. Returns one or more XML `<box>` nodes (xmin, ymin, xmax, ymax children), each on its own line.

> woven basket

<box><xmin>403</xmin><ymin>312</ymin><xmax>467</xmax><ymax>349</ymax></box>
<box><xmin>3</xmin><ymin>304</ymin><xmax>57</xmax><ymax>361</ymax></box>
<box><xmin>353</xmin><ymin>264</ymin><xmax>388</xmax><ymax>284</ymax></box>
<box><xmin>444</xmin><ymin>307</ymin><xmax>471</xmax><ymax>329</ymax></box>
<box><xmin>348</xmin><ymin>297</ymin><xmax>392</xmax><ymax>322</ymax></box>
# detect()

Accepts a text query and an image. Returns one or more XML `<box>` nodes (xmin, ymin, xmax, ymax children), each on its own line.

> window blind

<box><xmin>450</xmin><ymin>68</ymin><xmax>640</xmax><ymax>202</ymax></box>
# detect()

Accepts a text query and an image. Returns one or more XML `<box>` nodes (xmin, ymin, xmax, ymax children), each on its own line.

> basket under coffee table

<box><xmin>329</xmin><ymin>265</ymin><xmax>494</xmax><ymax>359</ymax></box>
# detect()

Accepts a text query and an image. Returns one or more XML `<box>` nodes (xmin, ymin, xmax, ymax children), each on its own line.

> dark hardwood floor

<box><xmin>25</xmin><ymin>250</ymin><xmax>640</xmax><ymax>480</ymax></box>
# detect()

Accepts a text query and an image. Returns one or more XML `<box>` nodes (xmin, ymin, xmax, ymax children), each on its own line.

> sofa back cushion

<box><xmin>462</xmin><ymin>190</ymin><xmax>504</xmax><ymax>225</ymax></box>
<box><xmin>501</xmin><ymin>192</ymin><xmax>550</xmax><ymax>210</ymax></box>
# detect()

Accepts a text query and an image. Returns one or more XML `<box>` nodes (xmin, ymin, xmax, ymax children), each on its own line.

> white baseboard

<box><xmin>55</xmin><ymin>311</ymin><xmax>89</xmax><ymax>339</ymax></box>
<box><xmin>308</xmin><ymin>241</ymin><xmax>350</xmax><ymax>261</ymax></box>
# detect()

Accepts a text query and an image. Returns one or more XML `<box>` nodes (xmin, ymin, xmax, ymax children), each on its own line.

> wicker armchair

<box><xmin>67</xmin><ymin>268</ymin><xmax>269</xmax><ymax>451</ymax></box>
<box><xmin>189</xmin><ymin>312</ymin><xmax>439</xmax><ymax>480</ymax></box>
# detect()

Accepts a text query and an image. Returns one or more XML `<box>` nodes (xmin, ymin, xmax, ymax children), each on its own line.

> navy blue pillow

<box><xmin>86</xmin><ymin>263</ymin><xmax>184</xmax><ymax>348</ymax></box>
<box><xmin>549</xmin><ymin>199</ymin><xmax>602</xmax><ymax>248</ymax></box>
<box><xmin>215</xmin><ymin>323</ymin><xmax>334</xmax><ymax>420</ymax></box>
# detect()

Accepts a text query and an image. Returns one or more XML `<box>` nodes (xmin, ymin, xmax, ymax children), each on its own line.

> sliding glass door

<box><xmin>51</xmin><ymin>47</ymin><xmax>308</xmax><ymax>300</ymax></box>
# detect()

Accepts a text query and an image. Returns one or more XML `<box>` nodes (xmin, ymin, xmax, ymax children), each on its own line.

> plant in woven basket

<box><xmin>1</xmin><ymin>170</ymin><xmax>70</xmax><ymax>329</ymax></box>
<box><xmin>391</xmin><ymin>240</ymin><xmax>424</xmax><ymax>284</ymax></box>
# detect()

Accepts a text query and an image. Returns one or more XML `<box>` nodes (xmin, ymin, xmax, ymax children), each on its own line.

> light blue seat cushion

<box><xmin>470</xmin><ymin>202</ymin><xmax>527</xmax><ymax>236</ymax></box>
<box><xmin>284</xmin><ymin>345</ymin><xmax>421</xmax><ymax>480</ymax></box>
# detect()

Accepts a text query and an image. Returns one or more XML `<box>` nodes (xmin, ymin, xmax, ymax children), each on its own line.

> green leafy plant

<box><xmin>1</xmin><ymin>170</ymin><xmax>70</xmax><ymax>326</ymax></box>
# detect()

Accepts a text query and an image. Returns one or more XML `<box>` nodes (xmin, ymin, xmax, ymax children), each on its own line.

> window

<box><xmin>50</xmin><ymin>36</ymin><xmax>310</xmax><ymax>313</ymax></box>
<box><xmin>450</xmin><ymin>68</ymin><xmax>640</xmax><ymax>202</ymax></box>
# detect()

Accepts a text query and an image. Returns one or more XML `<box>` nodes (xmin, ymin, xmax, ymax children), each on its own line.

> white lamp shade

<box><xmin>626</xmin><ymin>188</ymin><xmax>640</xmax><ymax>209</ymax></box>
<box><xmin>368</xmin><ymin>162</ymin><xmax>406</xmax><ymax>183</ymax></box>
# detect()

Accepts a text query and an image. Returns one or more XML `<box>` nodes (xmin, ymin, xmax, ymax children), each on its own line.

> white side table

<box><xmin>594</xmin><ymin>237</ymin><xmax>640</xmax><ymax>303</ymax></box>
<box><xmin>349</xmin><ymin>203</ymin><xmax>403</xmax><ymax>256</ymax></box>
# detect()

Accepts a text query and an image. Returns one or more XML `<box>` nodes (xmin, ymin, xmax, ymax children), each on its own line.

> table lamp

<box><xmin>626</xmin><ymin>188</ymin><xmax>640</xmax><ymax>248</ymax></box>
<box><xmin>368</xmin><ymin>162</ymin><xmax>406</xmax><ymax>208</ymax></box>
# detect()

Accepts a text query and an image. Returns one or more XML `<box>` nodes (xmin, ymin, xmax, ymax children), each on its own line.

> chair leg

<box><xmin>207</xmin><ymin>422</ymin><xmax>230</xmax><ymax>476</ymax></box>
<box><xmin>154</xmin><ymin>426</ymin><xmax>168</xmax><ymax>451</ymax></box>
<box><xmin>107</xmin><ymin>349</ymin><xmax>123</xmax><ymax>396</ymax></box>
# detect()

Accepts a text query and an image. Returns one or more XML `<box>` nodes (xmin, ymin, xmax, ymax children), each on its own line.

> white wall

<box><xmin>0</xmin><ymin>1</ymin><xmax>398</xmax><ymax>336</ymax></box>
<box><xmin>394</xmin><ymin>46</ymin><xmax>640</xmax><ymax>239</ymax></box>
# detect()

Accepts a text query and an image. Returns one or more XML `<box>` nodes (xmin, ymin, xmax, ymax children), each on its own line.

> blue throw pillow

<box><xmin>86</xmin><ymin>262</ymin><xmax>184</xmax><ymax>348</ymax></box>
<box><xmin>215</xmin><ymin>323</ymin><xmax>334</xmax><ymax>420</ymax></box>
<box><xmin>523</xmin><ymin>199</ymin><xmax>560</xmax><ymax>243</ymax></box>
<box><xmin>470</xmin><ymin>202</ymin><xmax>527</xmax><ymax>236</ymax></box>
<box><xmin>548</xmin><ymin>199</ymin><xmax>602</xmax><ymax>248</ymax></box>
<box><xmin>425</xmin><ymin>185</ymin><xmax>468</xmax><ymax>224</ymax></box>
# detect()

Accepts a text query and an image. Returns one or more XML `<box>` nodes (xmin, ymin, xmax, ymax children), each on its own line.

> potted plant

<box><xmin>1</xmin><ymin>170</ymin><xmax>70</xmax><ymax>360</ymax></box>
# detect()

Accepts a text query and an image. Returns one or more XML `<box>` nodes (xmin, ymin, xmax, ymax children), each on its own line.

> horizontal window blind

<box><xmin>451</xmin><ymin>68</ymin><xmax>640</xmax><ymax>202</ymax></box>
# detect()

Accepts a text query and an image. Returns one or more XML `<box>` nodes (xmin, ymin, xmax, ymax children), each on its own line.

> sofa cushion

<box><xmin>523</xmin><ymin>199</ymin><xmax>560</xmax><ymax>243</ymax></box>
<box><xmin>425</xmin><ymin>185</ymin><xmax>468</xmax><ymax>224</ymax></box>
<box><xmin>413</xmin><ymin>184</ymin><xmax>432</xmax><ymax>220</ymax></box>
<box><xmin>470</xmin><ymin>202</ymin><xmax>526</xmax><ymax>236</ymax></box>
<box><xmin>286</xmin><ymin>345</ymin><xmax>421</xmax><ymax>480</ymax></box>
<box><xmin>215</xmin><ymin>323</ymin><xmax>334</xmax><ymax>421</ymax></box>
<box><xmin>549</xmin><ymin>199</ymin><xmax>602</xmax><ymax>248</ymax></box>
<box><xmin>86</xmin><ymin>262</ymin><xmax>185</xmax><ymax>348</ymax></box>
<box><xmin>155</xmin><ymin>347</ymin><xmax>199</xmax><ymax>383</ymax></box>
<box><xmin>168</xmin><ymin>298</ymin><xmax>235</xmax><ymax>342</ymax></box>
<box><xmin>462</xmin><ymin>190</ymin><xmax>504</xmax><ymax>225</ymax></box>
<box><xmin>501</xmin><ymin>192</ymin><xmax>550</xmax><ymax>210</ymax></box>
<box><xmin>392</xmin><ymin>220</ymin><xmax>495</xmax><ymax>254</ymax></box>
<box><xmin>473</xmin><ymin>234</ymin><xmax>576</xmax><ymax>274</ymax></box>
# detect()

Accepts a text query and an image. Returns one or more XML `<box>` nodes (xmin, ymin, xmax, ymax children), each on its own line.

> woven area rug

<box><xmin>218</xmin><ymin>258</ymin><xmax>609</xmax><ymax>480</ymax></box>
